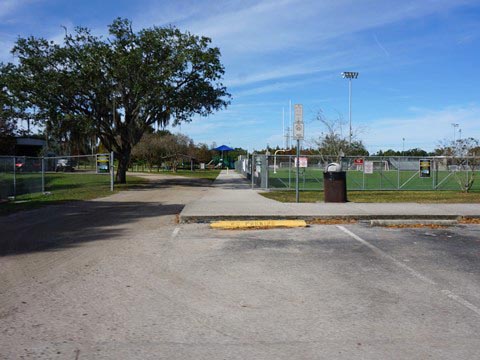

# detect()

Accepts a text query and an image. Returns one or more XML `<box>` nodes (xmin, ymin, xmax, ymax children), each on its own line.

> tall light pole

<box><xmin>452</xmin><ymin>123</ymin><xmax>459</xmax><ymax>143</ymax></box>
<box><xmin>402</xmin><ymin>138</ymin><xmax>405</xmax><ymax>156</ymax></box>
<box><xmin>342</xmin><ymin>71</ymin><xmax>359</xmax><ymax>146</ymax></box>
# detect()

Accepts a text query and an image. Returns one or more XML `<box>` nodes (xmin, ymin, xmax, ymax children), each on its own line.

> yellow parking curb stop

<box><xmin>210</xmin><ymin>220</ymin><xmax>307</xmax><ymax>230</ymax></box>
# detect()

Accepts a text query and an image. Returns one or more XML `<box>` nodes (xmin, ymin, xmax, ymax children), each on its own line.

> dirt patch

<box><xmin>382</xmin><ymin>224</ymin><xmax>449</xmax><ymax>229</ymax></box>
<box><xmin>307</xmin><ymin>218</ymin><xmax>357</xmax><ymax>225</ymax></box>
<box><xmin>459</xmin><ymin>218</ymin><xmax>480</xmax><ymax>224</ymax></box>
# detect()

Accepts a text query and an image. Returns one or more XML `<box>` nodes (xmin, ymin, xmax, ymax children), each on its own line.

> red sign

<box><xmin>294</xmin><ymin>157</ymin><xmax>308</xmax><ymax>168</ymax></box>
<box><xmin>354</xmin><ymin>158</ymin><xmax>364</xmax><ymax>165</ymax></box>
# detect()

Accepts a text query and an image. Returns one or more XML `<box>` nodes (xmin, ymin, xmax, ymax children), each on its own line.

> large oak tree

<box><xmin>0</xmin><ymin>63</ymin><xmax>24</xmax><ymax>154</ymax></box>
<box><xmin>7</xmin><ymin>18</ymin><xmax>230</xmax><ymax>182</ymax></box>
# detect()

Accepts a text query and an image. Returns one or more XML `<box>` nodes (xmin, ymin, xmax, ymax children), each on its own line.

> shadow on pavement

<box><xmin>211</xmin><ymin>178</ymin><xmax>251</xmax><ymax>190</ymax></box>
<box><xmin>0</xmin><ymin>201</ymin><xmax>183</xmax><ymax>256</ymax></box>
<box><xmin>127</xmin><ymin>177</ymin><xmax>213</xmax><ymax>190</ymax></box>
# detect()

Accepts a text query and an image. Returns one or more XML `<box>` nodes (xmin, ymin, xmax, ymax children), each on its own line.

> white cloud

<box><xmin>234</xmin><ymin>78</ymin><xmax>315</xmax><ymax>98</ymax></box>
<box><xmin>225</xmin><ymin>50</ymin><xmax>349</xmax><ymax>87</ymax></box>
<box><xmin>0</xmin><ymin>0</ymin><xmax>40</xmax><ymax>20</ymax></box>
<box><xmin>363</xmin><ymin>104</ymin><xmax>480</xmax><ymax>152</ymax></box>
<box><xmin>0</xmin><ymin>0</ymin><xmax>22</xmax><ymax>19</ymax></box>
<box><xmin>147</xmin><ymin>0</ymin><xmax>476</xmax><ymax>89</ymax></box>
<box><xmin>177</xmin><ymin>0</ymin><xmax>473</xmax><ymax>54</ymax></box>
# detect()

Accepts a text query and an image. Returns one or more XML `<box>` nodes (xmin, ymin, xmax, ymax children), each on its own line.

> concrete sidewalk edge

<box><xmin>179</xmin><ymin>170</ymin><xmax>480</xmax><ymax>225</ymax></box>
<box><xmin>179</xmin><ymin>214</ymin><xmax>474</xmax><ymax>224</ymax></box>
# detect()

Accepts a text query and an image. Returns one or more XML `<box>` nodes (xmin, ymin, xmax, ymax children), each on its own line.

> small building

<box><xmin>14</xmin><ymin>137</ymin><xmax>46</xmax><ymax>156</ymax></box>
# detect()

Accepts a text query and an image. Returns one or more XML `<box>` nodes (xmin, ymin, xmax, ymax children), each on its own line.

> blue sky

<box><xmin>1</xmin><ymin>0</ymin><xmax>479</xmax><ymax>153</ymax></box>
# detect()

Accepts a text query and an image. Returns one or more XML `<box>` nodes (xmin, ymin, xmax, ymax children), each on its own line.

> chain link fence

<box><xmin>0</xmin><ymin>156</ymin><xmax>43</xmax><ymax>200</ymax></box>
<box><xmin>236</xmin><ymin>154</ymin><xmax>480</xmax><ymax>192</ymax></box>
<box><xmin>0</xmin><ymin>154</ymin><xmax>114</xmax><ymax>201</ymax></box>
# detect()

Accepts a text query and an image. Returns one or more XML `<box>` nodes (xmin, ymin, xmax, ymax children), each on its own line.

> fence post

<box><xmin>288</xmin><ymin>155</ymin><xmax>292</xmax><ymax>189</ymax></box>
<box><xmin>381</xmin><ymin>157</ymin><xmax>384</xmax><ymax>190</ymax></box>
<box><xmin>251</xmin><ymin>154</ymin><xmax>255</xmax><ymax>189</ymax></box>
<box><xmin>41</xmin><ymin>157</ymin><xmax>45</xmax><ymax>193</ymax></box>
<box><xmin>12</xmin><ymin>157</ymin><xmax>16</xmax><ymax>200</ymax></box>
<box><xmin>295</xmin><ymin>139</ymin><xmax>300</xmax><ymax>203</ymax></box>
<box><xmin>362</xmin><ymin>157</ymin><xmax>365</xmax><ymax>190</ymax></box>
<box><xmin>110</xmin><ymin>151</ymin><xmax>114</xmax><ymax>191</ymax></box>
<box><xmin>397</xmin><ymin>157</ymin><xmax>400</xmax><ymax>190</ymax></box>
<box><xmin>265</xmin><ymin>155</ymin><xmax>269</xmax><ymax>189</ymax></box>
<box><xmin>467</xmin><ymin>157</ymin><xmax>470</xmax><ymax>191</ymax></box>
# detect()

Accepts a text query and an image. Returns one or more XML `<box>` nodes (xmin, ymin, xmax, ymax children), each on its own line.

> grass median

<box><xmin>260</xmin><ymin>190</ymin><xmax>480</xmax><ymax>203</ymax></box>
<box><xmin>0</xmin><ymin>173</ymin><xmax>149</xmax><ymax>215</ymax></box>
<box><xmin>0</xmin><ymin>169</ymin><xmax>222</xmax><ymax>215</ymax></box>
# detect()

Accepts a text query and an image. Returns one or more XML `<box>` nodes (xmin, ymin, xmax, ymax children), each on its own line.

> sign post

<box><xmin>293</xmin><ymin>104</ymin><xmax>304</xmax><ymax>203</ymax></box>
<box><xmin>110</xmin><ymin>151</ymin><xmax>114</xmax><ymax>191</ymax></box>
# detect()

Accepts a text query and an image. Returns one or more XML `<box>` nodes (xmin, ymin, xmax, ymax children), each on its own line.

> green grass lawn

<box><xmin>268</xmin><ymin>168</ymin><xmax>479</xmax><ymax>191</ymax></box>
<box><xmin>260</xmin><ymin>190</ymin><xmax>480</xmax><ymax>203</ymax></box>
<box><xmin>0</xmin><ymin>169</ymin><xmax>221</xmax><ymax>215</ymax></box>
<box><xmin>0</xmin><ymin>173</ymin><xmax>149</xmax><ymax>215</ymax></box>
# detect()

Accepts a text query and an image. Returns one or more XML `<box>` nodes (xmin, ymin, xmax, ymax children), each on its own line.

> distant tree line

<box><xmin>131</xmin><ymin>130</ymin><xmax>247</xmax><ymax>171</ymax></box>
<box><xmin>374</xmin><ymin>148</ymin><xmax>430</xmax><ymax>157</ymax></box>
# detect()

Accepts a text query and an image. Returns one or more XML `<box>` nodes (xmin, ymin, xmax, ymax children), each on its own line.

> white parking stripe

<box><xmin>337</xmin><ymin>225</ymin><xmax>480</xmax><ymax>317</ymax></box>
<box><xmin>441</xmin><ymin>289</ymin><xmax>480</xmax><ymax>316</ymax></box>
<box><xmin>337</xmin><ymin>225</ymin><xmax>436</xmax><ymax>285</ymax></box>
<box><xmin>172</xmin><ymin>227</ymin><xmax>180</xmax><ymax>238</ymax></box>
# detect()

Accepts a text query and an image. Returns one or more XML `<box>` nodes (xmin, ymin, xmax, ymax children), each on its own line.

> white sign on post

<box><xmin>294</xmin><ymin>104</ymin><xmax>303</xmax><ymax>123</ymax></box>
<box><xmin>294</xmin><ymin>122</ymin><xmax>304</xmax><ymax>140</ymax></box>
<box><xmin>293</xmin><ymin>104</ymin><xmax>304</xmax><ymax>140</ymax></box>
<box><xmin>364</xmin><ymin>161</ymin><xmax>374</xmax><ymax>174</ymax></box>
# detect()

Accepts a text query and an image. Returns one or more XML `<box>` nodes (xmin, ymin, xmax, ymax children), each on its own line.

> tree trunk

<box><xmin>116</xmin><ymin>151</ymin><xmax>131</xmax><ymax>184</ymax></box>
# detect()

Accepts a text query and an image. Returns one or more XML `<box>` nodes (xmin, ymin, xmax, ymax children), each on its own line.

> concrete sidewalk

<box><xmin>179</xmin><ymin>170</ymin><xmax>480</xmax><ymax>223</ymax></box>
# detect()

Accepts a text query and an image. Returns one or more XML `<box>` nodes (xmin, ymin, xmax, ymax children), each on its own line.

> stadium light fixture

<box><xmin>342</xmin><ymin>72</ymin><xmax>359</xmax><ymax>79</ymax></box>
<box><xmin>342</xmin><ymin>72</ymin><xmax>359</xmax><ymax>146</ymax></box>
<box><xmin>452</xmin><ymin>123</ymin><xmax>459</xmax><ymax>143</ymax></box>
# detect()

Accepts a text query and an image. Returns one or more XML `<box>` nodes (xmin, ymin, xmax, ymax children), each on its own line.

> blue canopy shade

<box><xmin>214</xmin><ymin>145</ymin><xmax>234</xmax><ymax>152</ymax></box>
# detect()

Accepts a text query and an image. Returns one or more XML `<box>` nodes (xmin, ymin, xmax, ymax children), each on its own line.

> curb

<box><xmin>180</xmin><ymin>214</ymin><xmax>461</xmax><ymax>224</ymax></box>
<box><xmin>370</xmin><ymin>219</ymin><xmax>458</xmax><ymax>227</ymax></box>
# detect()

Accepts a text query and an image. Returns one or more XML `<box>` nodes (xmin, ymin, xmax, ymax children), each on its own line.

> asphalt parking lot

<box><xmin>1</xmin><ymin>183</ymin><xmax>479</xmax><ymax>359</ymax></box>
<box><xmin>162</xmin><ymin>223</ymin><xmax>480</xmax><ymax>360</ymax></box>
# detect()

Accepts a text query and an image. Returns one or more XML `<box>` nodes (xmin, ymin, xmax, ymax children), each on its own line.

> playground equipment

<box><xmin>205</xmin><ymin>157</ymin><xmax>232</xmax><ymax>169</ymax></box>
<box><xmin>213</xmin><ymin>145</ymin><xmax>234</xmax><ymax>169</ymax></box>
